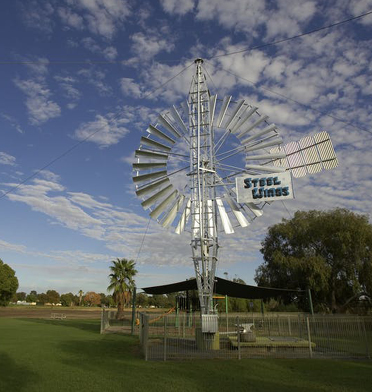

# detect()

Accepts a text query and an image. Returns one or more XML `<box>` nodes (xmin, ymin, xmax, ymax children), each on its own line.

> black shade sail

<box><xmin>142</xmin><ymin>276</ymin><xmax>305</xmax><ymax>299</ymax></box>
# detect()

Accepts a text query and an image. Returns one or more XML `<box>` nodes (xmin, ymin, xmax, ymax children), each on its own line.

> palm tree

<box><xmin>78</xmin><ymin>290</ymin><xmax>83</xmax><ymax>306</ymax></box>
<box><xmin>107</xmin><ymin>258</ymin><xmax>137</xmax><ymax>318</ymax></box>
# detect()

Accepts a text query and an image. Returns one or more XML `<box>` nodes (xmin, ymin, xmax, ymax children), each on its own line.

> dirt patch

<box><xmin>0</xmin><ymin>307</ymin><xmax>119</xmax><ymax>319</ymax></box>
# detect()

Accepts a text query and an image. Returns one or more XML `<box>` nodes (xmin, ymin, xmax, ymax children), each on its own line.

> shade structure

<box><xmin>142</xmin><ymin>276</ymin><xmax>305</xmax><ymax>299</ymax></box>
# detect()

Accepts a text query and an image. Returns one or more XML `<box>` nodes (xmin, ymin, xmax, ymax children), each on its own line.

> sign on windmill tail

<box><xmin>132</xmin><ymin>58</ymin><xmax>338</xmax><ymax>316</ymax></box>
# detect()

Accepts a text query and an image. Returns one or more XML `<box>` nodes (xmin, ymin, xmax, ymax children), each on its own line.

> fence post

<box><xmin>145</xmin><ymin>315</ymin><xmax>148</xmax><ymax>361</ymax></box>
<box><xmin>183</xmin><ymin>312</ymin><xmax>186</xmax><ymax>338</ymax></box>
<box><xmin>100</xmin><ymin>309</ymin><xmax>105</xmax><ymax>334</ymax></box>
<box><xmin>307</xmin><ymin>288</ymin><xmax>314</xmax><ymax>315</ymax></box>
<box><xmin>306</xmin><ymin>317</ymin><xmax>313</xmax><ymax>358</ymax></box>
<box><xmin>225</xmin><ymin>295</ymin><xmax>229</xmax><ymax>334</ymax></box>
<box><xmin>237</xmin><ymin>316</ymin><xmax>241</xmax><ymax>360</ymax></box>
<box><xmin>361</xmin><ymin>318</ymin><xmax>370</xmax><ymax>359</ymax></box>
<box><xmin>288</xmin><ymin>316</ymin><xmax>292</xmax><ymax>336</ymax></box>
<box><xmin>163</xmin><ymin>315</ymin><xmax>167</xmax><ymax>361</ymax></box>
<box><xmin>131</xmin><ymin>287</ymin><xmax>136</xmax><ymax>335</ymax></box>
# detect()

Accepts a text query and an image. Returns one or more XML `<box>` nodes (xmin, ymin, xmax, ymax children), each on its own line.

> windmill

<box><xmin>133</xmin><ymin>59</ymin><xmax>338</xmax><ymax>326</ymax></box>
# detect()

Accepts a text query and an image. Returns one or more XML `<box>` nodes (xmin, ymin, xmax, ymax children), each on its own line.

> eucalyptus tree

<box><xmin>255</xmin><ymin>209</ymin><xmax>372</xmax><ymax>312</ymax></box>
<box><xmin>0</xmin><ymin>259</ymin><xmax>18</xmax><ymax>306</ymax></box>
<box><xmin>107</xmin><ymin>258</ymin><xmax>137</xmax><ymax>317</ymax></box>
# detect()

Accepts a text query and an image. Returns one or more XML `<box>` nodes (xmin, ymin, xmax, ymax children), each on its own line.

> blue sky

<box><xmin>0</xmin><ymin>0</ymin><xmax>372</xmax><ymax>295</ymax></box>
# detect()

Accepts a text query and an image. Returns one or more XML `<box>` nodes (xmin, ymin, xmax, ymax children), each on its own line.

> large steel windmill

<box><xmin>133</xmin><ymin>59</ymin><xmax>338</xmax><ymax>319</ymax></box>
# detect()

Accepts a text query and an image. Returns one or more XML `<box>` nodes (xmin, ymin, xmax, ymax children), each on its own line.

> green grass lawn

<box><xmin>1</xmin><ymin>318</ymin><xmax>371</xmax><ymax>392</ymax></box>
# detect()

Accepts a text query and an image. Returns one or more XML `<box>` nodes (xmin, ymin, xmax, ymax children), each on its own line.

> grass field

<box><xmin>1</xmin><ymin>317</ymin><xmax>372</xmax><ymax>392</ymax></box>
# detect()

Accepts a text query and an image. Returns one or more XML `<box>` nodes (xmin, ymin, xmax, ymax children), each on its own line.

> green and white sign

<box><xmin>236</xmin><ymin>172</ymin><xmax>294</xmax><ymax>203</ymax></box>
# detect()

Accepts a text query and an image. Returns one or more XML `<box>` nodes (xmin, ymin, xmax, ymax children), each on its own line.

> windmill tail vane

<box><xmin>133</xmin><ymin>58</ymin><xmax>338</xmax><ymax>317</ymax></box>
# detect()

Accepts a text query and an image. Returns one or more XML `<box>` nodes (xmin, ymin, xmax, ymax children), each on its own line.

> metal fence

<box><xmin>138</xmin><ymin>312</ymin><xmax>372</xmax><ymax>361</ymax></box>
<box><xmin>100</xmin><ymin>309</ymin><xmax>134</xmax><ymax>334</ymax></box>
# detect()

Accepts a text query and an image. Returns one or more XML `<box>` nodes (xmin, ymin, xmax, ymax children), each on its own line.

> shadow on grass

<box><xmin>21</xmin><ymin>318</ymin><xmax>101</xmax><ymax>334</ymax></box>
<box><xmin>0</xmin><ymin>352</ymin><xmax>40</xmax><ymax>392</ymax></box>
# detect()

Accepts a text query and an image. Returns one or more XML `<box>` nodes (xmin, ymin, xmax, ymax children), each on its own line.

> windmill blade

<box><xmin>207</xmin><ymin>200</ymin><xmax>215</xmax><ymax>237</ymax></box>
<box><xmin>132</xmin><ymin>170</ymin><xmax>167</xmax><ymax>184</ymax></box>
<box><xmin>150</xmin><ymin>190</ymin><xmax>178</xmax><ymax>220</ymax></box>
<box><xmin>237</xmin><ymin>115</ymin><xmax>269</xmax><ymax>139</ymax></box>
<box><xmin>141</xmin><ymin>184</ymin><xmax>174</xmax><ymax>209</ymax></box>
<box><xmin>216</xmin><ymin>197</ymin><xmax>234</xmax><ymax>234</ymax></box>
<box><xmin>246</xmin><ymin>202</ymin><xmax>263</xmax><ymax>217</ymax></box>
<box><xmin>140</xmin><ymin>137</ymin><xmax>172</xmax><ymax>152</ymax></box>
<box><xmin>245</xmin><ymin>152</ymin><xmax>287</xmax><ymax>161</ymax></box>
<box><xmin>133</xmin><ymin>162</ymin><xmax>166</xmax><ymax>170</ymax></box>
<box><xmin>180</xmin><ymin>100</ymin><xmax>193</xmax><ymax>127</ymax></box>
<box><xmin>231</xmin><ymin>106</ymin><xmax>257</xmax><ymax>133</ymax></box>
<box><xmin>209</xmin><ymin>95</ymin><xmax>217</xmax><ymax>127</ymax></box>
<box><xmin>216</xmin><ymin>95</ymin><xmax>232</xmax><ymax>127</ymax></box>
<box><xmin>271</xmin><ymin>131</ymin><xmax>338</xmax><ymax>178</ymax></box>
<box><xmin>147</xmin><ymin>125</ymin><xmax>176</xmax><ymax>145</ymax></box>
<box><xmin>241</xmin><ymin>123</ymin><xmax>277</xmax><ymax>144</ymax></box>
<box><xmin>136</xmin><ymin>177</ymin><xmax>170</xmax><ymax>197</ymax></box>
<box><xmin>245</xmin><ymin>164</ymin><xmax>286</xmax><ymax>173</ymax></box>
<box><xmin>158</xmin><ymin>114</ymin><xmax>182</xmax><ymax>139</ymax></box>
<box><xmin>244</xmin><ymin>137</ymin><xmax>283</xmax><ymax>152</ymax></box>
<box><xmin>135</xmin><ymin>149</ymin><xmax>168</xmax><ymax>160</ymax></box>
<box><xmin>225</xmin><ymin>99</ymin><xmax>245</xmax><ymax>130</ymax></box>
<box><xmin>175</xmin><ymin>198</ymin><xmax>191</xmax><ymax>234</ymax></box>
<box><xmin>314</xmin><ymin>131</ymin><xmax>338</xmax><ymax>170</ymax></box>
<box><xmin>225</xmin><ymin>196</ymin><xmax>249</xmax><ymax>227</ymax></box>
<box><xmin>170</xmin><ymin>105</ymin><xmax>188</xmax><ymax>135</ymax></box>
<box><xmin>299</xmin><ymin>137</ymin><xmax>321</xmax><ymax>174</ymax></box>
<box><xmin>161</xmin><ymin>194</ymin><xmax>186</xmax><ymax>228</ymax></box>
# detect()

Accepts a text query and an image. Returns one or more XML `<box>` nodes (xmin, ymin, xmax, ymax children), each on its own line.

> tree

<box><xmin>26</xmin><ymin>290</ymin><xmax>38</xmax><ymax>303</ymax></box>
<box><xmin>0</xmin><ymin>259</ymin><xmax>19</xmax><ymax>306</ymax></box>
<box><xmin>255</xmin><ymin>209</ymin><xmax>372</xmax><ymax>313</ymax></box>
<box><xmin>60</xmin><ymin>293</ymin><xmax>76</xmax><ymax>307</ymax></box>
<box><xmin>46</xmin><ymin>290</ymin><xmax>60</xmax><ymax>305</ymax></box>
<box><xmin>78</xmin><ymin>290</ymin><xmax>83</xmax><ymax>306</ymax></box>
<box><xmin>136</xmin><ymin>293</ymin><xmax>149</xmax><ymax>308</ymax></box>
<box><xmin>16</xmin><ymin>292</ymin><xmax>27</xmax><ymax>301</ymax></box>
<box><xmin>37</xmin><ymin>293</ymin><xmax>48</xmax><ymax>305</ymax></box>
<box><xmin>99</xmin><ymin>293</ymin><xmax>114</xmax><ymax>307</ymax></box>
<box><xmin>84</xmin><ymin>291</ymin><xmax>101</xmax><ymax>306</ymax></box>
<box><xmin>107</xmin><ymin>258</ymin><xmax>137</xmax><ymax>317</ymax></box>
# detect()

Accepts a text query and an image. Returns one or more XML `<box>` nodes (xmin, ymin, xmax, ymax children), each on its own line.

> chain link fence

<box><xmin>138</xmin><ymin>312</ymin><xmax>372</xmax><ymax>361</ymax></box>
<box><xmin>101</xmin><ymin>309</ymin><xmax>134</xmax><ymax>334</ymax></box>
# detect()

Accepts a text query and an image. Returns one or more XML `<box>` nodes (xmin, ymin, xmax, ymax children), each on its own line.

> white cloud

<box><xmin>14</xmin><ymin>79</ymin><xmax>61</xmax><ymax>125</ymax></box>
<box><xmin>73</xmin><ymin>112</ymin><xmax>130</xmax><ymax>147</ymax></box>
<box><xmin>125</xmin><ymin>30</ymin><xmax>176</xmax><ymax>64</ymax></box>
<box><xmin>58</xmin><ymin>6</ymin><xmax>84</xmax><ymax>29</ymax></box>
<box><xmin>0</xmin><ymin>152</ymin><xmax>16</xmax><ymax>166</ymax></box>
<box><xmin>73</xmin><ymin>0</ymin><xmax>131</xmax><ymax>39</ymax></box>
<box><xmin>265</xmin><ymin>0</ymin><xmax>317</xmax><ymax>39</ymax></box>
<box><xmin>77</xmin><ymin>67</ymin><xmax>112</xmax><ymax>96</ymax></box>
<box><xmin>160</xmin><ymin>0</ymin><xmax>195</xmax><ymax>15</ymax></box>
<box><xmin>348</xmin><ymin>0</ymin><xmax>372</xmax><ymax>25</ymax></box>
<box><xmin>21</xmin><ymin>0</ymin><xmax>131</xmax><ymax>40</ymax></box>
<box><xmin>0</xmin><ymin>113</ymin><xmax>24</xmax><ymax>134</ymax></box>
<box><xmin>120</xmin><ymin>78</ymin><xmax>142</xmax><ymax>98</ymax></box>
<box><xmin>103</xmin><ymin>46</ymin><xmax>118</xmax><ymax>60</ymax></box>
<box><xmin>81</xmin><ymin>37</ymin><xmax>118</xmax><ymax>60</ymax></box>
<box><xmin>19</xmin><ymin>0</ymin><xmax>55</xmax><ymax>34</ymax></box>
<box><xmin>5</xmin><ymin>178</ymin><xmax>105</xmax><ymax>238</ymax></box>
<box><xmin>38</xmin><ymin>170</ymin><xmax>61</xmax><ymax>182</ymax></box>
<box><xmin>54</xmin><ymin>75</ymin><xmax>81</xmax><ymax>107</ymax></box>
<box><xmin>196</xmin><ymin>0</ymin><xmax>267</xmax><ymax>36</ymax></box>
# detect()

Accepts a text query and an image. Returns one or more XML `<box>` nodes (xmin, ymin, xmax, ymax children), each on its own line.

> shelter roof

<box><xmin>142</xmin><ymin>277</ymin><xmax>305</xmax><ymax>299</ymax></box>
